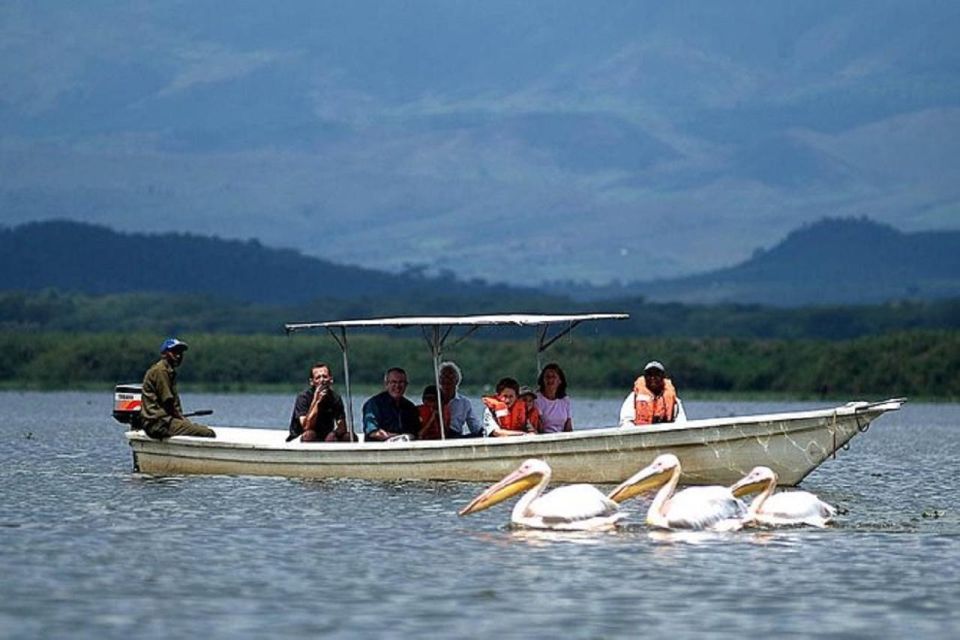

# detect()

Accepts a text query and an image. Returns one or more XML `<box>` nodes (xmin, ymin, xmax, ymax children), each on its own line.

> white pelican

<box><xmin>607</xmin><ymin>454</ymin><xmax>747</xmax><ymax>531</ymax></box>
<box><xmin>729</xmin><ymin>466</ymin><xmax>837</xmax><ymax>528</ymax></box>
<box><xmin>458</xmin><ymin>459</ymin><xmax>625</xmax><ymax>531</ymax></box>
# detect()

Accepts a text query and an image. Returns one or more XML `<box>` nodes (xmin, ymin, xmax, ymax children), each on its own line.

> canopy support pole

<box><xmin>423</xmin><ymin>326</ymin><xmax>447</xmax><ymax>440</ymax></box>
<box><xmin>536</xmin><ymin>325</ymin><xmax>547</xmax><ymax>373</ymax></box>
<box><xmin>536</xmin><ymin>320</ymin><xmax>583</xmax><ymax>372</ymax></box>
<box><xmin>326</xmin><ymin>326</ymin><xmax>356</xmax><ymax>441</ymax></box>
<box><xmin>447</xmin><ymin>325</ymin><xmax>481</xmax><ymax>348</ymax></box>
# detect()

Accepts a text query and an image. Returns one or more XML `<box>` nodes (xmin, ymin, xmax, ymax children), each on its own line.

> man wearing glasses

<box><xmin>361</xmin><ymin>367</ymin><xmax>421</xmax><ymax>442</ymax></box>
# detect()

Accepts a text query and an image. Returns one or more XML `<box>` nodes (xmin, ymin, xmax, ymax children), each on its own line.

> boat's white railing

<box><xmin>284</xmin><ymin>313</ymin><xmax>629</xmax><ymax>439</ymax></box>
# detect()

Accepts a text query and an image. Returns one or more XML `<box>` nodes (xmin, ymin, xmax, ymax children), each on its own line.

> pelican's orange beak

<box><xmin>607</xmin><ymin>465</ymin><xmax>673</xmax><ymax>504</ymax></box>
<box><xmin>459</xmin><ymin>469</ymin><xmax>543</xmax><ymax>516</ymax></box>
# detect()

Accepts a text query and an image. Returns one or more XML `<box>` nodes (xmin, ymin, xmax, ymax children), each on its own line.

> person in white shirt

<box><xmin>534</xmin><ymin>363</ymin><xmax>573</xmax><ymax>433</ymax></box>
<box><xmin>438</xmin><ymin>361</ymin><xmax>483</xmax><ymax>437</ymax></box>
<box><xmin>619</xmin><ymin>360</ymin><xmax>686</xmax><ymax>427</ymax></box>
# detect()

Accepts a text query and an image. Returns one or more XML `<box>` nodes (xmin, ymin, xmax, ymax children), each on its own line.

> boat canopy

<box><xmin>285</xmin><ymin>313</ymin><xmax>628</xmax><ymax>331</ymax></box>
<box><xmin>284</xmin><ymin>313</ymin><xmax>629</xmax><ymax>440</ymax></box>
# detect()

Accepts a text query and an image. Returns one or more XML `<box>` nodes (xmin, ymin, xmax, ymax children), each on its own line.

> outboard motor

<box><xmin>113</xmin><ymin>383</ymin><xmax>143</xmax><ymax>430</ymax></box>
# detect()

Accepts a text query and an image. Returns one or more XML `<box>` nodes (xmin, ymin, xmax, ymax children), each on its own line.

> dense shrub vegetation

<box><xmin>3</xmin><ymin>290</ymin><xmax>959</xmax><ymax>340</ymax></box>
<box><xmin>3</xmin><ymin>330</ymin><xmax>957</xmax><ymax>399</ymax></box>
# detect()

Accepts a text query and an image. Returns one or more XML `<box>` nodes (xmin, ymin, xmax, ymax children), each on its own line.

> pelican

<box><xmin>729</xmin><ymin>466</ymin><xmax>837</xmax><ymax>528</ymax></box>
<box><xmin>458</xmin><ymin>459</ymin><xmax>625</xmax><ymax>531</ymax></box>
<box><xmin>607</xmin><ymin>454</ymin><xmax>747</xmax><ymax>531</ymax></box>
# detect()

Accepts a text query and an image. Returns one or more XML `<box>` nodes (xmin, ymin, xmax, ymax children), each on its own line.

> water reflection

<box><xmin>474</xmin><ymin>528</ymin><xmax>620</xmax><ymax>547</ymax></box>
<box><xmin>463</xmin><ymin>521</ymin><xmax>835</xmax><ymax>549</ymax></box>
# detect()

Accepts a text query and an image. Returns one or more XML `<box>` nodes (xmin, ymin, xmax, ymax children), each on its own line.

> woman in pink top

<box><xmin>534</xmin><ymin>363</ymin><xmax>573</xmax><ymax>433</ymax></box>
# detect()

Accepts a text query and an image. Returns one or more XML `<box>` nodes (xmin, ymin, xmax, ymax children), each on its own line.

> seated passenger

<box><xmin>619</xmin><ymin>360</ymin><xmax>686</xmax><ymax>426</ymax></box>
<box><xmin>362</xmin><ymin>367</ymin><xmax>421</xmax><ymax>441</ymax></box>
<box><xmin>438</xmin><ymin>361</ymin><xmax>483</xmax><ymax>438</ymax></box>
<box><xmin>518</xmin><ymin>385</ymin><xmax>542</xmax><ymax>433</ymax></box>
<box><xmin>534</xmin><ymin>363</ymin><xmax>573</xmax><ymax>433</ymax></box>
<box><xmin>287</xmin><ymin>362</ymin><xmax>350</xmax><ymax>442</ymax></box>
<box><xmin>482</xmin><ymin>377</ymin><xmax>534</xmax><ymax>437</ymax></box>
<box><xmin>417</xmin><ymin>384</ymin><xmax>449</xmax><ymax>440</ymax></box>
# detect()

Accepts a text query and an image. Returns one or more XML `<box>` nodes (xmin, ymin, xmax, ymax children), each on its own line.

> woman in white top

<box><xmin>534</xmin><ymin>363</ymin><xmax>573</xmax><ymax>433</ymax></box>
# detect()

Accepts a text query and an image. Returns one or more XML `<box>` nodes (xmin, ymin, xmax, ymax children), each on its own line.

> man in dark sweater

<box><xmin>361</xmin><ymin>367</ymin><xmax>420</xmax><ymax>442</ymax></box>
<box><xmin>288</xmin><ymin>362</ymin><xmax>350</xmax><ymax>442</ymax></box>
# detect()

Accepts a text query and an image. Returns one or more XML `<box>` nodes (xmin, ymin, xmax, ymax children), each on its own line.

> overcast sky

<box><xmin>2</xmin><ymin>1</ymin><xmax>958</xmax><ymax>283</ymax></box>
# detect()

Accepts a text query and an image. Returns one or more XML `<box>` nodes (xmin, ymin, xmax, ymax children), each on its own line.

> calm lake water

<box><xmin>1</xmin><ymin>391</ymin><xmax>958</xmax><ymax>639</ymax></box>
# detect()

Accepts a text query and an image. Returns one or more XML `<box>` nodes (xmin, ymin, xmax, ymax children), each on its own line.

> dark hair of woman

<box><xmin>537</xmin><ymin>363</ymin><xmax>567</xmax><ymax>399</ymax></box>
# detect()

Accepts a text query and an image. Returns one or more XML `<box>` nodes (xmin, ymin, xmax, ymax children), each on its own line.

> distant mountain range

<box><xmin>1</xmin><ymin>218</ymin><xmax>958</xmax><ymax>308</ymax></box>
<box><xmin>0</xmin><ymin>219</ymin><xmax>543</xmax><ymax>306</ymax></box>
<box><xmin>552</xmin><ymin>218</ymin><xmax>960</xmax><ymax>306</ymax></box>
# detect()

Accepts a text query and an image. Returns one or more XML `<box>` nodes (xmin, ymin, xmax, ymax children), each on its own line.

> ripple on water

<box><xmin>0</xmin><ymin>393</ymin><xmax>958</xmax><ymax>639</ymax></box>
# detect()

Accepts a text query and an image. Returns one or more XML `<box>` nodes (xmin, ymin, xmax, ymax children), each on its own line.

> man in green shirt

<box><xmin>140</xmin><ymin>338</ymin><xmax>216</xmax><ymax>439</ymax></box>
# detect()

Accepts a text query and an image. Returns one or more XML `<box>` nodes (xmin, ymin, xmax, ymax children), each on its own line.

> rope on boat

<box><xmin>831</xmin><ymin>410</ymin><xmax>838</xmax><ymax>459</ymax></box>
<box><xmin>830</xmin><ymin>409</ymin><xmax>872</xmax><ymax>458</ymax></box>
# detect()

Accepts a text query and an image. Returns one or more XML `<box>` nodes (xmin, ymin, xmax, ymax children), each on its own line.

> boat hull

<box><xmin>126</xmin><ymin>399</ymin><xmax>903</xmax><ymax>486</ymax></box>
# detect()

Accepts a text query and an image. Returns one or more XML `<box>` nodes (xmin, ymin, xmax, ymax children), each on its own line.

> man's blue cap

<box><xmin>160</xmin><ymin>337</ymin><xmax>189</xmax><ymax>354</ymax></box>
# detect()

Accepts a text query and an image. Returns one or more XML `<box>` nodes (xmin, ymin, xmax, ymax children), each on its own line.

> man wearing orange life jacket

<box><xmin>618</xmin><ymin>361</ymin><xmax>686</xmax><ymax>426</ymax></box>
<box><xmin>482</xmin><ymin>377</ymin><xmax>537</xmax><ymax>437</ymax></box>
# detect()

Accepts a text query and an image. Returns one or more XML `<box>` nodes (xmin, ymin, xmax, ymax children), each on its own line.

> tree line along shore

<box><xmin>2</xmin><ymin>330</ymin><xmax>957</xmax><ymax>400</ymax></box>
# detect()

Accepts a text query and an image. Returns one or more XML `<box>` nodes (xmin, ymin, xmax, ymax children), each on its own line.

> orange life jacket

<box><xmin>417</xmin><ymin>404</ymin><xmax>450</xmax><ymax>440</ymax></box>
<box><xmin>633</xmin><ymin>377</ymin><xmax>677</xmax><ymax>425</ymax></box>
<box><xmin>526</xmin><ymin>405</ymin><xmax>542</xmax><ymax>432</ymax></box>
<box><xmin>482</xmin><ymin>396</ymin><xmax>529</xmax><ymax>430</ymax></box>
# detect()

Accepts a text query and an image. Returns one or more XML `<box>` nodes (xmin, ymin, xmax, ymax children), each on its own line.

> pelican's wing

<box><xmin>530</xmin><ymin>484</ymin><xmax>620</xmax><ymax>523</ymax></box>
<box><xmin>756</xmin><ymin>491</ymin><xmax>836</xmax><ymax>527</ymax></box>
<box><xmin>665</xmin><ymin>486</ymin><xmax>748</xmax><ymax>530</ymax></box>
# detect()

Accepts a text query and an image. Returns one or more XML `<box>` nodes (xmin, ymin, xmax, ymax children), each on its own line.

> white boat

<box><xmin>119</xmin><ymin>314</ymin><xmax>905</xmax><ymax>485</ymax></box>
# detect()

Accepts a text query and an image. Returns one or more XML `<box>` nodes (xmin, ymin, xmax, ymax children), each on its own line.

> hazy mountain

<box><xmin>2</xmin><ymin>218</ymin><xmax>957</xmax><ymax>308</ymax></box>
<box><xmin>557</xmin><ymin>218</ymin><xmax>960</xmax><ymax>305</ymax></box>
<box><xmin>1</xmin><ymin>2</ymin><xmax>958</xmax><ymax>284</ymax></box>
<box><xmin>0</xmin><ymin>219</ymin><xmax>550</xmax><ymax>305</ymax></box>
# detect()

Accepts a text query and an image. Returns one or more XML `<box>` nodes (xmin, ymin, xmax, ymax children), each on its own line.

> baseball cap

<box><xmin>643</xmin><ymin>360</ymin><xmax>665</xmax><ymax>373</ymax></box>
<box><xmin>160</xmin><ymin>337</ymin><xmax>189</xmax><ymax>354</ymax></box>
